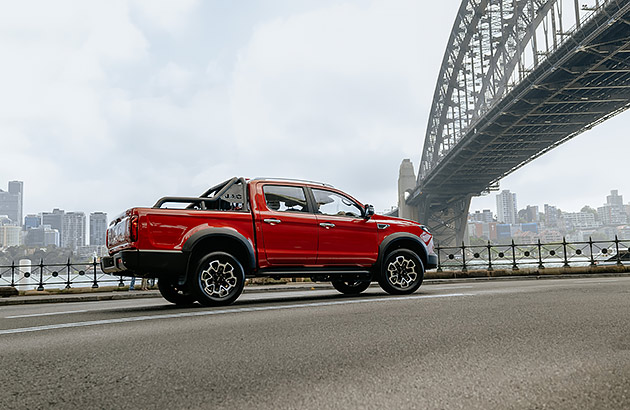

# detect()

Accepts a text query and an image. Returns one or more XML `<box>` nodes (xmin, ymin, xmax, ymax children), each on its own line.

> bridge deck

<box><xmin>414</xmin><ymin>1</ymin><xmax>630</xmax><ymax>203</ymax></box>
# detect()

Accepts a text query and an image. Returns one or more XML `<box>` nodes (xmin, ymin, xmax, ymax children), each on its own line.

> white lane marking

<box><xmin>6</xmin><ymin>310</ymin><xmax>89</xmax><ymax>319</ymax></box>
<box><xmin>571</xmin><ymin>279</ymin><xmax>620</xmax><ymax>284</ymax></box>
<box><xmin>426</xmin><ymin>285</ymin><xmax>474</xmax><ymax>290</ymax></box>
<box><xmin>0</xmin><ymin>293</ymin><xmax>472</xmax><ymax>335</ymax></box>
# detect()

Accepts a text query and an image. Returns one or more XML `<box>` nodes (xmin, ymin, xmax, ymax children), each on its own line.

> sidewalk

<box><xmin>1</xmin><ymin>268</ymin><xmax>628</xmax><ymax>306</ymax></box>
<box><xmin>0</xmin><ymin>282</ymin><xmax>335</xmax><ymax>306</ymax></box>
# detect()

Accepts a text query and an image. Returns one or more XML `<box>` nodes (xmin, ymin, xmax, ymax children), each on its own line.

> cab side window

<box><xmin>312</xmin><ymin>189</ymin><xmax>363</xmax><ymax>218</ymax></box>
<box><xmin>263</xmin><ymin>185</ymin><xmax>309</xmax><ymax>213</ymax></box>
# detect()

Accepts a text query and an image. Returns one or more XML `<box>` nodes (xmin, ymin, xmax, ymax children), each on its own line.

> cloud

<box><xmin>130</xmin><ymin>0</ymin><xmax>200</xmax><ymax>33</ymax></box>
<box><xmin>228</xmin><ymin>0</ymin><xmax>451</xmax><ymax>209</ymax></box>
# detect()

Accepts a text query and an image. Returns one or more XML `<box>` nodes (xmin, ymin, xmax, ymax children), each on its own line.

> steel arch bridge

<box><xmin>400</xmin><ymin>0</ymin><xmax>630</xmax><ymax>246</ymax></box>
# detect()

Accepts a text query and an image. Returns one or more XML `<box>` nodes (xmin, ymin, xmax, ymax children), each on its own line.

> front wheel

<box><xmin>331</xmin><ymin>280</ymin><xmax>371</xmax><ymax>295</ymax></box>
<box><xmin>158</xmin><ymin>278</ymin><xmax>197</xmax><ymax>305</ymax></box>
<box><xmin>190</xmin><ymin>252</ymin><xmax>245</xmax><ymax>307</ymax></box>
<box><xmin>378</xmin><ymin>249</ymin><xmax>424</xmax><ymax>295</ymax></box>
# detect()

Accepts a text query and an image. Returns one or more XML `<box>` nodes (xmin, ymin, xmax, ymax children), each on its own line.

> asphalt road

<box><xmin>1</xmin><ymin>277</ymin><xmax>629</xmax><ymax>409</ymax></box>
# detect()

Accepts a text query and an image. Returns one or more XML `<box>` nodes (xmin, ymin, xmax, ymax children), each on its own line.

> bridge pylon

<box><xmin>398</xmin><ymin>160</ymin><xmax>471</xmax><ymax>247</ymax></box>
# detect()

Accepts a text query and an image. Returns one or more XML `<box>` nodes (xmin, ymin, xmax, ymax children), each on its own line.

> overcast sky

<box><xmin>1</xmin><ymin>0</ymin><xmax>627</xmax><ymax>223</ymax></box>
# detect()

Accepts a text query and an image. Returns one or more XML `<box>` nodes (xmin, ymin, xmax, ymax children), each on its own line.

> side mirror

<box><xmin>364</xmin><ymin>204</ymin><xmax>375</xmax><ymax>219</ymax></box>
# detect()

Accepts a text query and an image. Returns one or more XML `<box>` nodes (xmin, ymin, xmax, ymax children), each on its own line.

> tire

<box><xmin>378</xmin><ymin>249</ymin><xmax>424</xmax><ymax>295</ymax></box>
<box><xmin>157</xmin><ymin>278</ymin><xmax>197</xmax><ymax>305</ymax></box>
<box><xmin>190</xmin><ymin>251</ymin><xmax>245</xmax><ymax>307</ymax></box>
<box><xmin>331</xmin><ymin>280</ymin><xmax>371</xmax><ymax>295</ymax></box>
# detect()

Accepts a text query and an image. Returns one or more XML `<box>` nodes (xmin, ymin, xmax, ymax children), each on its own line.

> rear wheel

<box><xmin>331</xmin><ymin>280</ymin><xmax>371</xmax><ymax>295</ymax></box>
<box><xmin>378</xmin><ymin>249</ymin><xmax>424</xmax><ymax>295</ymax></box>
<box><xmin>157</xmin><ymin>278</ymin><xmax>196</xmax><ymax>305</ymax></box>
<box><xmin>190</xmin><ymin>252</ymin><xmax>245</xmax><ymax>307</ymax></box>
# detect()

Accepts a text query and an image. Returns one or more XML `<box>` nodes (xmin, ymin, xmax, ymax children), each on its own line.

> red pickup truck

<box><xmin>102</xmin><ymin>177</ymin><xmax>437</xmax><ymax>306</ymax></box>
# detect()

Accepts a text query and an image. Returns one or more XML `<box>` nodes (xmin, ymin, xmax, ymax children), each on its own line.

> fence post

<box><xmin>487</xmin><ymin>241</ymin><xmax>493</xmax><ymax>271</ymax></box>
<box><xmin>537</xmin><ymin>239</ymin><xmax>545</xmax><ymax>269</ymax></box>
<box><xmin>511</xmin><ymin>240</ymin><xmax>519</xmax><ymax>270</ymax></box>
<box><xmin>461</xmin><ymin>242</ymin><xmax>467</xmax><ymax>273</ymax></box>
<box><xmin>436</xmin><ymin>243</ymin><xmax>442</xmax><ymax>272</ymax></box>
<box><xmin>66</xmin><ymin>258</ymin><xmax>72</xmax><ymax>289</ymax></box>
<box><xmin>10</xmin><ymin>260</ymin><xmax>16</xmax><ymax>287</ymax></box>
<box><xmin>37</xmin><ymin>259</ymin><xmax>44</xmax><ymax>291</ymax></box>
<box><xmin>562</xmin><ymin>237</ymin><xmax>570</xmax><ymax>268</ymax></box>
<box><xmin>92</xmin><ymin>257</ymin><xmax>99</xmax><ymax>288</ymax></box>
<box><xmin>615</xmin><ymin>235</ymin><xmax>622</xmax><ymax>266</ymax></box>
<box><xmin>589</xmin><ymin>237</ymin><xmax>596</xmax><ymax>266</ymax></box>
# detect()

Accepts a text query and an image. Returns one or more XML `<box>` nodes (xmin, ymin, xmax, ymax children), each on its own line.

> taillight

<box><xmin>106</xmin><ymin>229</ymin><xmax>109</xmax><ymax>248</ymax></box>
<box><xmin>130</xmin><ymin>216</ymin><xmax>139</xmax><ymax>242</ymax></box>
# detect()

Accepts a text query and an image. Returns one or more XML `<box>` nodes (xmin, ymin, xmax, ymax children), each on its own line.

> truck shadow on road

<box><xmin>108</xmin><ymin>289</ymin><xmax>433</xmax><ymax>314</ymax></box>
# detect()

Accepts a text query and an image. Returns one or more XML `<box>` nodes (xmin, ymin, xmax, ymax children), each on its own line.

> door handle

<box><xmin>319</xmin><ymin>222</ymin><xmax>335</xmax><ymax>229</ymax></box>
<box><xmin>264</xmin><ymin>218</ymin><xmax>282</xmax><ymax>225</ymax></box>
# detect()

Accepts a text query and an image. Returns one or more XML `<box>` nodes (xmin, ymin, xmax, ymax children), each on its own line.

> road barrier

<box><xmin>436</xmin><ymin>236</ymin><xmax>629</xmax><ymax>272</ymax></box>
<box><xmin>0</xmin><ymin>258</ymin><xmax>125</xmax><ymax>291</ymax></box>
<box><xmin>1</xmin><ymin>236</ymin><xmax>629</xmax><ymax>291</ymax></box>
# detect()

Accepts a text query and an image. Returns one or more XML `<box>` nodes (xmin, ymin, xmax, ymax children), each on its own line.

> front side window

<box><xmin>263</xmin><ymin>185</ymin><xmax>308</xmax><ymax>213</ymax></box>
<box><xmin>312</xmin><ymin>189</ymin><xmax>363</xmax><ymax>218</ymax></box>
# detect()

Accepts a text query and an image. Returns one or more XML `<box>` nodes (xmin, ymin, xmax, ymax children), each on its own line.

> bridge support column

<box><xmin>414</xmin><ymin>194</ymin><xmax>472</xmax><ymax>248</ymax></box>
<box><xmin>398</xmin><ymin>159</ymin><xmax>418</xmax><ymax>221</ymax></box>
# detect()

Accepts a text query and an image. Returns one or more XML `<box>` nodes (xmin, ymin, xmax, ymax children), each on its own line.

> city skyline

<box><xmin>1</xmin><ymin>1</ymin><xmax>629</xmax><ymax>223</ymax></box>
<box><xmin>0</xmin><ymin>180</ymin><xmax>108</xmax><ymax>250</ymax></box>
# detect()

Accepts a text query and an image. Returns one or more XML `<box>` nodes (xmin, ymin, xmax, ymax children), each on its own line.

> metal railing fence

<box><xmin>1</xmin><ymin>236</ymin><xmax>629</xmax><ymax>290</ymax></box>
<box><xmin>435</xmin><ymin>236</ymin><xmax>629</xmax><ymax>272</ymax></box>
<box><xmin>0</xmin><ymin>258</ymin><xmax>127</xmax><ymax>291</ymax></box>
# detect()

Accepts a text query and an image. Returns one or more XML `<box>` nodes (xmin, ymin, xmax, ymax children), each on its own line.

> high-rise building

<box><xmin>62</xmin><ymin>212</ymin><xmax>86</xmax><ymax>250</ymax></box>
<box><xmin>0</xmin><ymin>181</ymin><xmax>23</xmax><ymax>226</ymax></box>
<box><xmin>89</xmin><ymin>212</ymin><xmax>108</xmax><ymax>246</ymax></box>
<box><xmin>24</xmin><ymin>214</ymin><xmax>41</xmax><ymax>229</ymax></box>
<box><xmin>598</xmin><ymin>189</ymin><xmax>628</xmax><ymax>226</ymax></box>
<box><xmin>0</xmin><ymin>225</ymin><xmax>22</xmax><ymax>247</ymax></box>
<box><xmin>42</xmin><ymin>209</ymin><xmax>64</xmax><ymax>237</ymax></box>
<box><xmin>544</xmin><ymin>204</ymin><xmax>562</xmax><ymax>229</ymax></box>
<box><xmin>522</xmin><ymin>205</ymin><xmax>540</xmax><ymax>223</ymax></box>
<box><xmin>496</xmin><ymin>190</ymin><xmax>517</xmax><ymax>225</ymax></box>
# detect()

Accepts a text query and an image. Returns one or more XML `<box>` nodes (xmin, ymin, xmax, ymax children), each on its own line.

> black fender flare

<box><xmin>182</xmin><ymin>228</ymin><xmax>256</xmax><ymax>276</ymax></box>
<box><xmin>375</xmin><ymin>232</ymin><xmax>429</xmax><ymax>275</ymax></box>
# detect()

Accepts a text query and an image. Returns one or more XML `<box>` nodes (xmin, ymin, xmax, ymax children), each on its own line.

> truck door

<box><xmin>258</xmin><ymin>184</ymin><xmax>318</xmax><ymax>265</ymax></box>
<box><xmin>311</xmin><ymin>188</ymin><xmax>378</xmax><ymax>265</ymax></box>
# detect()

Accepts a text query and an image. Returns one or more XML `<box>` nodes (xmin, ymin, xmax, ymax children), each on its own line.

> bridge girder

<box><xmin>406</xmin><ymin>0</ymin><xmax>630</xmax><ymax>246</ymax></box>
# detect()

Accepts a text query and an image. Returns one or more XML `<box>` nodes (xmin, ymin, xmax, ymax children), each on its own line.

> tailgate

<box><xmin>107</xmin><ymin>212</ymin><xmax>134</xmax><ymax>251</ymax></box>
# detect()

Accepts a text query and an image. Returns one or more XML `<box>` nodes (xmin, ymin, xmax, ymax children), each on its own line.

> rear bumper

<box><xmin>101</xmin><ymin>250</ymin><xmax>186</xmax><ymax>277</ymax></box>
<box><xmin>426</xmin><ymin>254</ymin><xmax>438</xmax><ymax>270</ymax></box>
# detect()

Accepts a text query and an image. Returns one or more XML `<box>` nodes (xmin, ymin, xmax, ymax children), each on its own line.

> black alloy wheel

<box><xmin>157</xmin><ymin>278</ymin><xmax>197</xmax><ymax>305</ymax></box>
<box><xmin>331</xmin><ymin>280</ymin><xmax>371</xmax><ymax>295</ymax></box>
<box><xmin>378</xmin><ymin>249</ymin><xmax>424</xmax><ymax>295</ymax></box>
<box><xmin>191</xmin><ymin>251</ymin><xmax>245</xmax><ymax>307</ymax></box>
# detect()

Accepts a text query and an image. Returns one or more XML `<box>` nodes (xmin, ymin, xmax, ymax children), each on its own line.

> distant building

<box><xmin>563</xmin><ymin>212</ymin><xmax>598</xmax><ymax>230</ymax></box>
<box><xmin>62</xmin><ymin>212</ymin><xmax>86</xmax><ymax>250</ymax></box>
<box><xmin>42</xmin><ymin>209</ymin><xmax>64</xmax><ymax>236</ymax></box>
<box><xmin>496</xmin><ymin>190</ymin><xmax>517</xmax><ymax>225</ymax></box>
<box><xmin>598</xmin><ymin>190</ymin><xmax>628</xmax><ymax>226</ymax></box>
<box><xmin>0</xmin><ymin>225</ymin><xmax>22</xmax><ymax>248</ymax></box>
<box><xmin>520</xmin><ymin>223</ymin><xmax>539</xmax><ymax>234</ymax></box>
<box><xmin>24</xmin><ymin>214</ymin><xmax>41</xmax><ymax>229</ymax></box>
<box><xmin>521</xmin><ymin>205</ymin><xmax>540</xmax><ymax>223</ymax></box>
<box><xmin>0</xmin><ymin>181</ymin><xmax>23</xmax><ymax>226</ymax></box>
<box><xmin>539</xmin><ymin>229</ymin><xmax>563</xmax><ymax>243</ymax></box>
<box><xmin>89</xmin><ymin>212</ymin><xmax>108</xmax><ymax>246</ymax></box>
<box><xmin>544</xmin><ymin>204</ymin><xmax>562</xmax><ymax>229</ymax></box>
<box><xmin>24</xmin><ymin>225</ymin><xmax>59</xmax><ymax>247</ymax></box>
<box><xmin>496</xmin><ymin>224</ymin><xmax>512</xmax><ymax>241</ymax></box>
<box><xmin>470</xmin><ymin>209</ymin><xmax>494</xmax><ymax>223</ymax></box>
